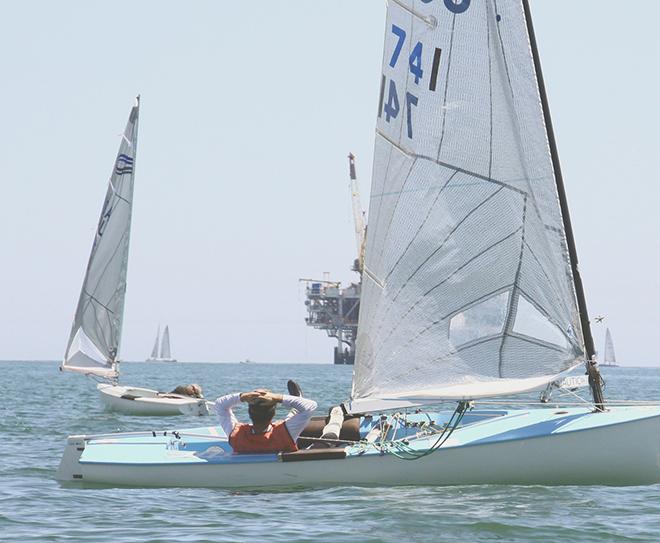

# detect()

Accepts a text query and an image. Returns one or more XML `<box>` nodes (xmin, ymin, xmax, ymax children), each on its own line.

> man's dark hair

<box><xmin>248</xmin><ymin>399</ymin><xmax>276</xmax><ymax>425</ymax></box>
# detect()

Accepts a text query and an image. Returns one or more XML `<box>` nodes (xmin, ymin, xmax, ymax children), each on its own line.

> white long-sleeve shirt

<box><xmin>214</xmin><ymin>393</ymin><xmax>318</xmax><ymax>442</ymax></box>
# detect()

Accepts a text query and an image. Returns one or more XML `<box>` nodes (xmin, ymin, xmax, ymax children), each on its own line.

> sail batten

<box><xmin>61</xmin><ymin>99</ymin><xmax>140</xmax><ymax>378</ymax></box>
<box><xmin>352</xmin><ymin>1</ymin><xmax>585</xmax><ymax>402</ymax></box>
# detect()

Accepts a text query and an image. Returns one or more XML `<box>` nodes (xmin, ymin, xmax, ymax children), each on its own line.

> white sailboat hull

<box><xmin>145</xmin><ymin>358</ymin><xmax>177</xmax><ymax>363</ymax></box>
<box><xmin>97</xmin><ymin>384</ymin><xmax>211</xmax><ymax>416</ymax></box>
<box><xmin>57</xmin><ymin>406</ymin><xmax>660</xmax><ymax>487</ymax></box>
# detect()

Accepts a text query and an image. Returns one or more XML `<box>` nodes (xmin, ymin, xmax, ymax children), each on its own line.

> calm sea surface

<box><xmin>1</xmin><ymin>361</ymin><xmax>659</xmax><ymax>542</ymax></box>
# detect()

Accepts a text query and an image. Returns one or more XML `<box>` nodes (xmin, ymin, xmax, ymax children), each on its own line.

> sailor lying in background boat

<box><xmin>168</xmin><ymin>384</ymin><xmax>203</xmax><ymax>398</ymax></box>
<box><xmin>214</xmin><ymin>389</ymin><xmax>317</xmax><ymax>453</ymax></box>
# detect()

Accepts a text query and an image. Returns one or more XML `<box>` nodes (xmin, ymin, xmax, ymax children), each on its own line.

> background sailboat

<box><xmin>146</xmin><ymin>325</ymin><xmax>177</xmax><ymax>362</ymax></box>
<box><xmin>601</xmin><ymin>327</ymin><xmax>618</xmax><ymax>367</ymax></box>
<box><xmin>60</xmin><ymin>98</ymin><xmax>206</xmax><ymax>416</ymax></box>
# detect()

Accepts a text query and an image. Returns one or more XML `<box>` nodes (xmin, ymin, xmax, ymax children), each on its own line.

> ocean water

<box><xmin>1</xmin><ymin>361</ymin><xmax>660</xmax><ymax>542</ymax></box>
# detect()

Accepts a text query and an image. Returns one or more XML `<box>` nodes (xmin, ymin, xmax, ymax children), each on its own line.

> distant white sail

<box><xmin>149</xmin><ymin>326</ymin><xmax>160</xmax><ymax>360</ymax></box>
<box><xmin>351</xmin><ymin>1</ymin><xmax>584</xmax><ymax>406</ymax></box>
<box><xmin>62</xmin><ymin>99</ymin><xmax>140</xmax><ymax>378</ymax></box>
<box><xmin>603</xmin><ymin>328</ymin><xmax>617</xmax><ymax>366</ymax></box>
<box><xmin>160</xmin><ymin>325</ymin><xmax>172</xmax><ymax>360</ymax></box>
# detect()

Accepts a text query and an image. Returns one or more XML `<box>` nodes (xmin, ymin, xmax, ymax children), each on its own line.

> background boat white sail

<box><xmin>602</xmin><ymin>327</ymin><xmax>618</xmax><ymax>367</ymax></box>
<box><xmin>60</xmin><ymin>98</ymin><xmax>204</xmax><ymax>415</ymax></box>
<box><xmin>61</xmin><ymin>99</ymin><xmax>140</xmax><ymax>379</ymax></box>
<box><xmin>147</xmin><ymin>325</ymin><xmax>160</xmax><ymax>361</ymax></box>
<box><xmin>146</xmin><ymin>324</ymin><xmax>177</xmax><ymax>362</ymax></box>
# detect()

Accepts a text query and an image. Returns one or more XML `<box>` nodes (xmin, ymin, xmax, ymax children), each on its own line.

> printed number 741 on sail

<box><xmin>380</xmin><ymin>78</ymin><xmax>418</xmax><ymax>139</ymax></box>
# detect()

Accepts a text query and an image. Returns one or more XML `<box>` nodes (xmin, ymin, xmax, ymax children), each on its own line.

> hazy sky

<box><xmin>0</xmin><ymin>1</ymin><xmax>658</xmax><ymax>365</ymax></box>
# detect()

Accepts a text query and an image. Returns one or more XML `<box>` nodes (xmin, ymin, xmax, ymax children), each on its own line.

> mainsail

<box><xmin>61</xmin><ymin>98</ymin><xmax>140</xmax><ymax>378</ymax></box>
<box><xmin>351</xmin><ymin>0</ymin><xmax>586</xmax><ymax>406</ymax></box>
<box><xmin>161</xmin><ymin>325</ymin><xmax>172</xmax><ymax>360</ymax></box>
<box><xmin>603</xmin><ymin>328</ymin><xmax>617</xmax><ymax>366</ymax></box>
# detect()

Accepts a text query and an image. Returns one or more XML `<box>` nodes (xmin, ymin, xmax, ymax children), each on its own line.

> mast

<box><xmin>348</xmin><ymin>153</ymin><xmax>366</xmax><ymax>273</ymax></box>
<box><xmin>521</xmin><ymin>0</ymin><xmax>604</xmax><ymax>409</ymax></box>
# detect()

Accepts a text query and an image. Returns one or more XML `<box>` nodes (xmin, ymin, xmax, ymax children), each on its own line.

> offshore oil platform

<box><xmin>301</xmin><ymin>154</ymin><xmax>365</xmax><ymax>364</ymax></box>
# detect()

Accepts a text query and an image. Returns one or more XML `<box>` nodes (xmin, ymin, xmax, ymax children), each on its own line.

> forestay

<box><xmin>351</xmin><ymin>0</ymin><xmax>585</xmax><ymax>407</ymax></box>
<box><xmin>62</xmin><ymin>99</ymin><xmax>140</xmax><ymax>378</ymax></box>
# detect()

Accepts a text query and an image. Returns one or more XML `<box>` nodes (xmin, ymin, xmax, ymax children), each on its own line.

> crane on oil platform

<box><xmin>300</xmin><ymin>154</ymin><xmax>366</xmax><ymax>364</ymax></box>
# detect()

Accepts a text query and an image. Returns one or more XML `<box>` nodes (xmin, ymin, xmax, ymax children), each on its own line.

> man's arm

<box><xmin>281</xmin><ymin>394</ymin><xmax>317</xmax><ymax>441</ymax></box>
<box><xmin>214</xmin><ymin>393</ymin><xmax>242</xmax><ymax>437</ymax></box>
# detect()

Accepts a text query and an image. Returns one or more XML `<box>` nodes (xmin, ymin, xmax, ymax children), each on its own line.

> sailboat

<box><xmin>601</xmin><ymin>328</ymin><xmax>618</xmax><ymax>367</ymax></box>
<box><xmin>60</xmin><ymin>98</ymin><xmax>208</xmax><ymax>416</ymax></box>
<box><xmin>146</xmin><ymin>325</ymin><xmax>177</xmax><ymax>362</ymax></box>
<box><xmin>57</xmin><ymin>1</ymin><xmax>660</xmax><ymax>487</ymax></box>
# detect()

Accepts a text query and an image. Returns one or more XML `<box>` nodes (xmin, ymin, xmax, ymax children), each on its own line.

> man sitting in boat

<box><xmin>168</xmin><ymin>384</ymin><xmax>203</xmax><ymax>398</ymax></box>
<box><xmin>215</xmin><ymin>388</ymin><xmax>317</xmax><ymax>454</ymax></box>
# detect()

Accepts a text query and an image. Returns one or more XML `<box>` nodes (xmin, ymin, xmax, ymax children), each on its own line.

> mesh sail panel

<box><xmin>63</xmin><ymin>101</ymin><xmax>139</xmax><ymax>377</ymax></box>
<box><xmin>352</xmin><ymin>0</ymin><xmax>584</xmax><ymax>403</ymax></box>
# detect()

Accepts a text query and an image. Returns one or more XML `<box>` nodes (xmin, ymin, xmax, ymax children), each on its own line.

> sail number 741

<box><xmin>380</xmin><ymin>24</ymin><xmax>442</xmax><ymax>139</ymax></box>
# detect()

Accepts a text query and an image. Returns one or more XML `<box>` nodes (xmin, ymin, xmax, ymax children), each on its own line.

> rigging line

<box><xmin>377</xmin><ymin>129</ymin><xmax>527</xmax><ymax>196</ymax></box>
<box><xmin>371</xmin><ymin>227</ymin><xmax>523</xmax><ymax>360</ymax></box>
<box><xmin>550</xmin><ymin>386</ymin><xmax>593</xmax><ymax>406</ymax></box>
<box><xmin>389</xmin><ymin>0</ymin><xmax>437</xmax><ymax>27</ymax></box>
<box><xmin>385</xmin><ymin>402</ymin><xmax>469</xmax><ymax>460</ymax></box>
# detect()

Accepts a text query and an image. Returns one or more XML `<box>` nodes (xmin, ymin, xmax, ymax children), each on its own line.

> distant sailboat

<box><xmin>601</xmin><ymin>328</ymin><xmax>618</xmax><ymax>367</ymax></box>
<box><xmin>146</xmin><ymin>325</ymin><xmax>177</xmax><ymax>362</ymax></box>
<box><xmin>60</xmin><ymin>98</ymin><xmax>205</xmax><ymax>416</ymax></box>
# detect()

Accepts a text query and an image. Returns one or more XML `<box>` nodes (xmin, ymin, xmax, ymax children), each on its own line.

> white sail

<box><xmin>62</xmin><ymin>99</ymin><xmax>140</xmax><ymax>378</ymax></box>
<box><xmin>160</xmin><ymin>325</ymin><xmax>172</xmax><ymax>360</ymax></box>
<box><xmin>149</xmin><ymin>326</ymin><xmax>160</xmax><ymax>360</ymax></box>
<box><xmin>603</xmin><ymin>328</ymin><xmax>617</xmax><ymax>366</ymax></box>
<box><xmin>351</xmin><ymin>1</ymin><xmax>584</xmax><ymax>406</ymax></box>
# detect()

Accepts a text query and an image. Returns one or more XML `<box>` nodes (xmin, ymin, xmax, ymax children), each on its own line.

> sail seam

<box><xmin>366</xmin><ymin>185</ymin><xmax>509</xmax><ymax>352</ymax></box>
<box><xmin>498</xmin><ymin>196</ymin><xmax>528</xmax><ymax>377</ymax></box>
<box><xmin>376</xmin><ymin>129</ymin><xmax>527</xmax><ymax>196</ymax></box>
<box><xmin>436</xmin><ymin>10</ymin><xmax>457</xmax><ymax>160</ymax></box>
<box><xmin>379</xmin><ymin>285</ymin><xmax>515</xmax><ymax>369</ymax></box>
<box><xmin>384</xmin><ymin>170</ymin><xmax>460</xmax><ymax>282</ymax></box>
